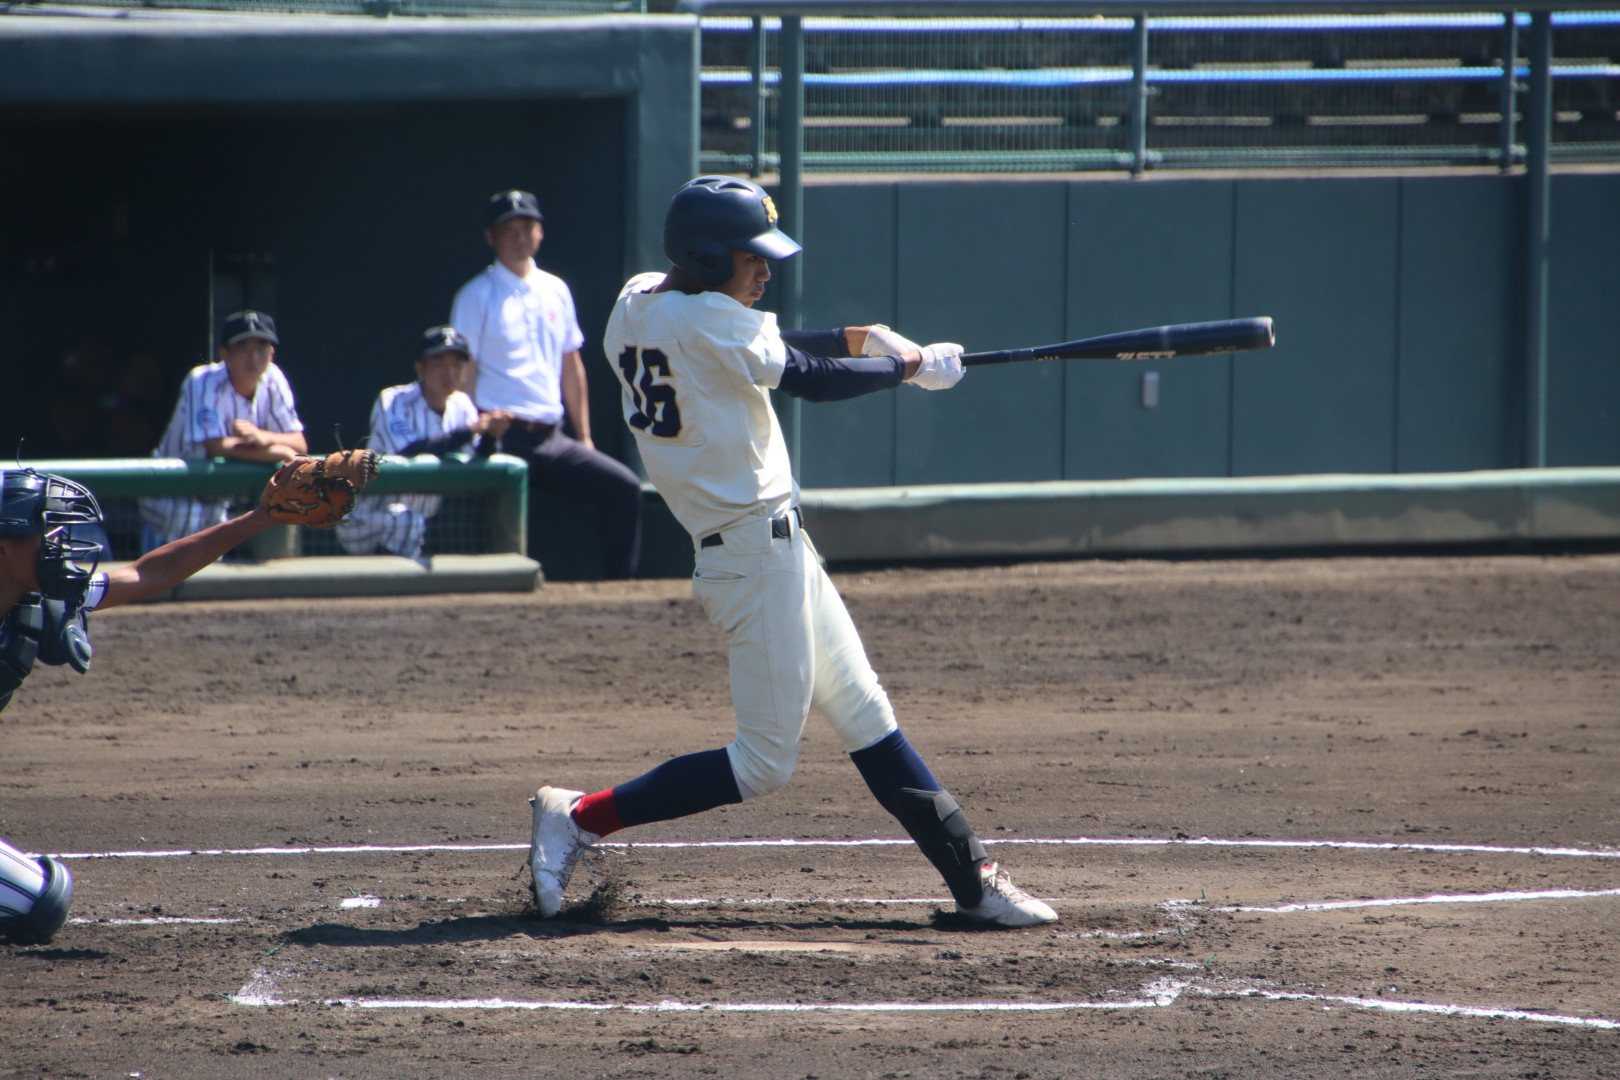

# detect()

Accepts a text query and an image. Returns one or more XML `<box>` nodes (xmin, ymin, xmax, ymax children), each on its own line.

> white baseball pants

<box><xmin>691</xmin><ymin>512</ymin><xmax>897</xmax><ymax>797</ymax></box>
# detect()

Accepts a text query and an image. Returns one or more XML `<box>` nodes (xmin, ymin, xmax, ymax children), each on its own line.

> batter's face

<box><xmin>719</xmin><ymin>250</ymin><xmax>771</xmax><ymax>307</ymax></box>
<box><xmin>486</xmin><ymin>217</ymin><xmax>543</xmax><ymax>267</ymax></box>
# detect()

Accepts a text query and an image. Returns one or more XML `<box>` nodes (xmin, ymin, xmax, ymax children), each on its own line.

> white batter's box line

<box><xmin>1193</xmin><ymin>984</ymin><xmax>1620</xmax><ymax>1031</ymax></box>
<box><xmin>230</xmin><ymin>977</ymin><xmax>1194</xmax><ymax>1013</ymax></box>
<box><xmin>69</xmin><ymin>916</ymin><xmax>246</xmax><ymax>926</ymax></box>
<box><xmin>39</xmin><ymin>835</ymin><xmax>1620</xmax><ymax>861</ymax></box>
<box><xmin>1217</xmin><ymin>886</ymin><xmax>1620</xmax><ymax>913</ymax></box>
<box><xmin>225</xmin><ymin>974</ymin><xmax>1620</xmax><ymax>1031</ymax></box>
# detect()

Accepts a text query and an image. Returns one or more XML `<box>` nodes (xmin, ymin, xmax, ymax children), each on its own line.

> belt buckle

<box><xmin>771</xmin><ymin>507</ymin><xmax>800</xmax><ymax>541</ymax></box>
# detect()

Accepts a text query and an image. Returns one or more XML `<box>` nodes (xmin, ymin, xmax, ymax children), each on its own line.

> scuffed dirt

<box><xmin>2</xmin><ymin>553</ymin><xmax>1617</xmax><ymax>1078</ymax></box>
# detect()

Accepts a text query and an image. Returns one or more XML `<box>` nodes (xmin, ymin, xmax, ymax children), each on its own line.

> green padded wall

<box><xmin>799</xmin><ymin>171</ymin><xmax>1611</xmax><ymax>487</ymax></box>
<box><xmin>1065</xmin><ymin>180</ymin><xmax>1237</xmax><ymax>479</ymax></box>
<box><xmin>1547</xmin><ymin>173</ymin><xmax>1620</xmax><ymax>467</ymax></box>
<box><xmin>893</xmin><ymin>182</ymin><xmax>1070</xmax><ymax>484</ymax></box>
<box><xmin>1396</xmin><ymin>177</ymin><xmax>1518</xmax><ymax>472</ymax></box>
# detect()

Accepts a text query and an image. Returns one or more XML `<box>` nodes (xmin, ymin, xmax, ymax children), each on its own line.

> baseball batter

<box><xmin>0</xmin><ymin>469</ymin><xmax>285</xmax><ymax>944</ymax></box>
<box><xmin>527</xmin><ymin>175</ymin><xmax>1057</xmax><ymax>928</ymax></box>
<box><xmin>337</xmin><ymin>326</ymin><xmax>511</xmax><ymax>562</ymax></box>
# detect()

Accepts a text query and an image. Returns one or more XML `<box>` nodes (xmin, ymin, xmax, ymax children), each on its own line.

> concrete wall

<box><xmin>795</xmin><ymin>171</ymin><xmax>1620</xmax><ymax>489</ymax></box>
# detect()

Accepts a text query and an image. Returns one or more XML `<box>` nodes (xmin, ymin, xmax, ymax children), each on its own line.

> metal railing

<box><xmin>11</xmin><ymin>0</ymin><xmax>642</xmax><ymax>15</ymax></box>
<box><xmin>22</xmin><ymin>455</ymin><xmax>532</xmax><ymax>560</ymax></box>
<box><xmin>696</xmin><ymin>9</ymin><xmax>1620</xmax><ymax>174</ymax></box>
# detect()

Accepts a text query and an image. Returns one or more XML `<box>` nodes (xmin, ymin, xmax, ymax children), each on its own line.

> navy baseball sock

<box><xmin>609</xmin><ymin>748</ymin><xmax>743</xmax><ymax>829</ymax></box>
<box><xmin>851</xmin><ymin>729</ymin><xmax>989</xmax><ymax>907</ymax></box>
<box><xmin>850</xmin><ymin>728</ymin><xmax>940</xmax><ymax>794</ymax></box>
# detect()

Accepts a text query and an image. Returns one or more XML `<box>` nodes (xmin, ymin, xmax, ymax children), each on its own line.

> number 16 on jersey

<box><xmin>616</xmin><ymin>346</ymin><xmax>683</xmax><ymax>438</ymax></box>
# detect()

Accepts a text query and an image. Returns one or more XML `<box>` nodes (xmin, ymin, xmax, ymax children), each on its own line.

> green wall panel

<box><xmin>799</xmin><ymin>182</ymin><xmax>900</xmax><ymax>488</ymax></box>
<box><xmin>1395</xmin><ymin>176</ymin><xmax>1517</xmax><ymax>473</ymax></box>
<box><xmin>1232</xmin><ymin>178</ymin><xmax>1401</xmax><ymax>476</ymax></box>
<box><xmin>1547</xmin><ymin>173</ymin><xmax>1620</xmax><ymax>467</ymax></box>
<box><xmin>893</xmin><ymin>182</ymin><xmax>1069</xmax><ymax>485</ymax></box>
<box><xmin>1064</xmin><ymin>180</ymin><xmax>1236</xmax><ymax>479</ymax></box>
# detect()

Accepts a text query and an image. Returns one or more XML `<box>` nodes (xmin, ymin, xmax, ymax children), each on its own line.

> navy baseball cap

<box><xmin>223</xmin><ymin>310</ymin><xmax>278</xmax><ymax>346</ymax></box>
<box><xmin>421</xmin><ymin>325</ymin><xmax>472</xmax><ymax>359</ymax></box>
<box><xmin>487</xmin><ymin>190</ymin><xmax>543</xmax><ymax>227</ymax></box>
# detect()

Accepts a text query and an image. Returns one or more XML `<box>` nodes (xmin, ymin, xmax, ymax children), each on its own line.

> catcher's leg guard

<box><xmin>0</xmin><ymin>837</ymin><xmax>74</xmax><ymax>945</ymax></box>
<box><xmin>884</xmin><ymin>787</ymin><xmax>989</xmax><ymax>908</ymax></box>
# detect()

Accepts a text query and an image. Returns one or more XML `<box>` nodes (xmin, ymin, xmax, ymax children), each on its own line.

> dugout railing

<box><xmin>21</xmin><ymin>455</ymin><xmax>532</xmax><ymax>563</ymax></box>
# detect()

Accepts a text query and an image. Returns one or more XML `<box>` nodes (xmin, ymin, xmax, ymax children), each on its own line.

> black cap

<box><xmin>487</xmin><ymin>189</ymin><xmax>543</xmax><ymax>228</ymax></box>
<box><xmin>421</xmin><ymin>325</ymin><xmax>472</xmax><ymax>359</ymax></box>
<box><xmin>223</xmin><ymin>310</ymin><xmax>278</xmax><ymax>347</ymax></box>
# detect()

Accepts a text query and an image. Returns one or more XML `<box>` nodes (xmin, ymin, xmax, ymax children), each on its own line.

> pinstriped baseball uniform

<box><xmin>336</xmin><ymin>383</ymin><xmax>480</xmax><ymax>559</ymax></box>
<box><xmin>138</xmin><ymin>362</ymin><xmax>303</xmax><ymax>547</ymax></box>
<box><xmin>603</xmin><ymin>272</ymin><xmax>896</xmax><ymax>796</ymax></box>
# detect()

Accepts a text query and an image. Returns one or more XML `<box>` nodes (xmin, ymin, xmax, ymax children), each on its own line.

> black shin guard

<box><xmin>884</xmin><ymin>787</ymin><xmax>989</xmax><ymax>907</ymax></box>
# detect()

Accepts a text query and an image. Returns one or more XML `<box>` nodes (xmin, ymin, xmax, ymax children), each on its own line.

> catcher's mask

<box><xmin>0</xmin><ymin>835</ymin><xmax>74</xmax><ymax>945</ymax></box>
<box><xmin>0</xmin><ymin>470</ymin><xmax>109</xmax><ymax>605</ymax></box>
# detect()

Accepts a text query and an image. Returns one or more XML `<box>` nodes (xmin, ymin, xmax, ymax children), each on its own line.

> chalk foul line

<box><xmin>41</xmin><ymin>835</ymin><xmax>1620</xmax><ymax>862</ymax></box>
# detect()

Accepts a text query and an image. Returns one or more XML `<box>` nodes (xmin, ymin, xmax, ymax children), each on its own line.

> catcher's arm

<box><xmin>101</xmin><ymin>508</ymin><xmax>276</xmax><ymax>610</ymax></box>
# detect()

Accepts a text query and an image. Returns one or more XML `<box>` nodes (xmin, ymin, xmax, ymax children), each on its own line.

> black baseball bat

<box><xmin>960</xmin><ymin>317</ymin><xmax>1275</xmax><ymax>367</ymax></box>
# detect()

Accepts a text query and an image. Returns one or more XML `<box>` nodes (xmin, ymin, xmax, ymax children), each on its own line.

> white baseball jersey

<box><xmin>150</xmin><ymin>361</ymin><xmax>303</xmax><ymax>460</ymax></box>
<box><xmin>604</xmin><ymin>271</ymin><xmax>896</xmax><ymax>797</ymax></box>
<box><xmin>603</xmin><ymin>272</ymin><xmax>795</xmax><ymax>539</ymax></box>
<box><xmin>139</xmin><ymin>362</ymin><xmax>303</xmax><ymax>545</ymax></box>
<box><xmin>337</xmin><ymin>383</ymin><xmax>480</xmax><ymax>559</ymax></box>
<box><xmin>450</xmin><ymin>261</ymin><xmax>585</xmax><ymax>426</ymax></box>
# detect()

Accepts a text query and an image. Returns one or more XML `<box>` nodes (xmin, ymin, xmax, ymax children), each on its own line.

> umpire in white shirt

<box><xmin>450</xmin><ymin>190</ymin><xmax>642</xmax><ymax>579</ymax></box>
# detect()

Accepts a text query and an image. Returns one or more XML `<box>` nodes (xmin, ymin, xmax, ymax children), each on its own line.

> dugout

<box><xmin>0</xmin><ymin>11</ymin><xmax>696</xmax><ymax>577</ymax></box>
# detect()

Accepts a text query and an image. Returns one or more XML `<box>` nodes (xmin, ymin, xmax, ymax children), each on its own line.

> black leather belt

<box><xmin>700</xmin><ymin>507</ymin><xmax>801</xmax><ymax>549</ymax></box>
<box><xmin>510</xmin><ymin>419</ymin><xmax>557</xmax><ymax>437</ymax></box>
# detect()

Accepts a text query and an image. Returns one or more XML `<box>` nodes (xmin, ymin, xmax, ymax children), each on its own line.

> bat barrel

<box><xmin>960</xmin><ymin>316</ymin><xmax>1275</xmax><ymax>367</ymax></box>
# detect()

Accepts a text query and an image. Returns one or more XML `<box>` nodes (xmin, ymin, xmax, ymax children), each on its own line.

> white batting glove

<box><xmin>907</xmin><ymin>343</ymin><xmax>965</xmax><ymax>391</ymax></box>
<box><xmin>861</xmin><ymin>323</ymin><xmax>922</xmax><ymax>358</ymax></box>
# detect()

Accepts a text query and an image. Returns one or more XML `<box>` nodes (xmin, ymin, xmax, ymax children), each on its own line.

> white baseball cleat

<box><xmin>528</xmin><ymin>786</ymin><xmax>597</xmax><ymax>918</ymax></box>
<box><xmin>956</xmin><ymin>861</ymin><xmax>1058</xmax><ymax>927</ymax></box>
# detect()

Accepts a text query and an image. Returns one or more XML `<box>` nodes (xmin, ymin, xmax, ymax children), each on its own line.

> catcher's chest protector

<box><xmin>0</xmin><ymin>598</ymin><xmax>93</xmax><ymax>713</ymax></box>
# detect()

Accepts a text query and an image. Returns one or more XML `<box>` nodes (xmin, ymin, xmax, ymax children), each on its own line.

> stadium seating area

<box><xmin>699</xmin><ymin>13</ymin><xmax>1620</xmax><ymax>170</ymax></box>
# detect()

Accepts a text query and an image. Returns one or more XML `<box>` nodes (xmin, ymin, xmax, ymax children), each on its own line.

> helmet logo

<box><xmin>761</xmin><ymin>196</ymin><xmax>779</xmax><ymax>225</ymax></box>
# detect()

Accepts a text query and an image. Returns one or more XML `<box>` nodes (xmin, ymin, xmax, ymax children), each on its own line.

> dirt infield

<box><xmin>3</xmin><ymin>553</ymin><xmax>1618</xmax><ymax>1079</ymax></box>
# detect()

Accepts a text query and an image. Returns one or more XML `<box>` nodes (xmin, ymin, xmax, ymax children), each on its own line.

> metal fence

<box><xmin>24</xmin><ymin>456</ymin><xmax>531</xmax><ymax>562</ymax></box>
<box><xmin>699</xmin><ymin>11</ymin><xmax>1620</xmax><ymax>172</ymax></box>
<box><xmin>14</xmin><ymin>0</ymin><xmax>641</xmax><ymax>15</ymax></box>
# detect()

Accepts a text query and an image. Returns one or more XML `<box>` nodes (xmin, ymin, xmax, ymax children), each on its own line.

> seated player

<box><xmin>138</xmin><ymin>310</ymin><xmax>307</xmax><ymax>549</ymax></box>
<box><xmin>337</xmin><ymin>326</ymin><xmax>512</xmax><ymax>563</ymax></box>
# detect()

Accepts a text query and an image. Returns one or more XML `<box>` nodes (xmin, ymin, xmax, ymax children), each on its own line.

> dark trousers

<box><xmin>502</xmin><ymin>425</ymin><xmax>642</xmax><ymax>580</ymax></box>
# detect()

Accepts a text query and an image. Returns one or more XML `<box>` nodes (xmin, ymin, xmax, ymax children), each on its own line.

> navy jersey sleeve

<box><xmin>781</xmin><ymin>328</ymin><xmax>850</xmax><ymax>359</ymax></box>
<box><xmin>777</xmin><ymin>345</ymin><xmax>906</xmax><ymax>402</ymax></box>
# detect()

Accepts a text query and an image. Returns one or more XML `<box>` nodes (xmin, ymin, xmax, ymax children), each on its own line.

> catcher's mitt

<box><xmin>260</xmin><ymin>449</ymin><xmax>380</xmax><ymax>528</ymax></box>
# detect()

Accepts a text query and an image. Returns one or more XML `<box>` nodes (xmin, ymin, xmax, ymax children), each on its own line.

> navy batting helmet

<box><xmin>663</xmin><ymin>175</ymin><xmax>802</xmax><ymax>289</ymax></box>
<box><xmin>0</xmin><ymin>470</ymin><xmax>108</xmax><ymax>605</ymax></box>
